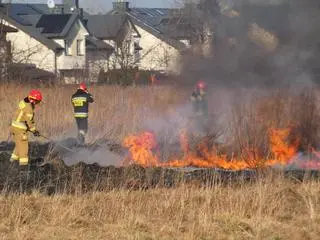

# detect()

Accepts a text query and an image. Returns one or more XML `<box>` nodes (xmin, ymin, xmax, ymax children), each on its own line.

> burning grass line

<box><xmin>121</xmin><ymin>127</ymin><xmax>320</xmax><ymax>170</ymax></box>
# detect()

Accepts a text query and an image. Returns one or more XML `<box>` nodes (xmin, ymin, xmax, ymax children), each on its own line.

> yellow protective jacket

<box><xmin>11</xmin><ymin>98</ymin><xmax>36</xmax><ymax>132</ymax></box>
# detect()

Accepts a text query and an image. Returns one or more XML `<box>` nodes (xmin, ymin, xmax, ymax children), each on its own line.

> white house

<box><xmin>85</xmin><ymin>12</ymin><xmax>141</xmax><ymax>81</ymax></box>
<box><xmin>85</xmin><ymin>2</ymin><xmax>191</xmax><ymax>78</ymax></box>
<box><xmin>121</xmin><ymin>4</ymin><xmax>188</xmax><ymax>74</ymax></box>
<box><xmin>0</xmin><ymin>1</ymin><xmax>212</xmax><ymax>83</ymax></box>
<box><xmin>0</xmin><ymin>3</ymin><xmax>99</xmax><ymax>83</ymax></box>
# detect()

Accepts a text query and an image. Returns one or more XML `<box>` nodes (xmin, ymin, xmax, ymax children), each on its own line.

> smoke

<box><xmin>180</xmin><ymin>0</ymin><xmax>320</xmax><ymax>87</ymax></box>
<box><xmin>141</xmin><ymin>89</ymin><xmax>233</xmax><ymax>145</ymax></box>
<box><xmin>49</xmin><ymin>138</ymin><xmax>122</xmax><ymax>167</ymax></box>
<box><xmin>143</xmin><ymin>105</ymin><xmax>192</xmax><ymax>136</ymax></box>
<box><xmin>273</xmin><ymin>152</ymin><xmax>320</xmax><ymax>171</ymax></box>
<box><xmin>62</xmin><ymin>146</ymin><xmax>122</xmax><ymax>167</ymax></box>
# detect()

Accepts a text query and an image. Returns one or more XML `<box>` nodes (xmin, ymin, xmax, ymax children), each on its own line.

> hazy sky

<box><xmin>5</xmin><ymin>0</ymin><xmax>176</xmax><ymax>13</ymax></box>
<box><xmin>83</xmin><ymin>0</ymin><xmax>175</xmax><ymax>13</ymax></box>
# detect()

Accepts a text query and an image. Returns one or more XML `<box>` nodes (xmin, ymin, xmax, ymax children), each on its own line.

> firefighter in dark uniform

<box><xmin>71</xmin><ymin>83</ymin><xmax>94</xmax><ymax>145</ymax></box>
<box><xmin>190</xmin><ymin>80</ymin><xmax>209</xmax><ymax>135</ymax></box>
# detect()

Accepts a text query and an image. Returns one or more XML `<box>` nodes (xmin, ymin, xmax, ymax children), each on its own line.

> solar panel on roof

<box><xmin>36</xmin><ymin>14</ymin><xmax>71</xmax><ymax>34</ymax></box>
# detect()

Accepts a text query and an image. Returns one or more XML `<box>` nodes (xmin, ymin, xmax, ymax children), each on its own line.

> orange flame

<box><xmin>122</xmin><ymin>127</ymin><xmax>317</xmax><ymax>170</ymax></box>
<box><xmin>267</xmin><ymin>128</ymin><xmax>298</xmax><ymax>165</ymax></box>
<box><xmin>122</xmin><ymin>132</ymin><xmax>158</xmax><ymax>167</ymax></box>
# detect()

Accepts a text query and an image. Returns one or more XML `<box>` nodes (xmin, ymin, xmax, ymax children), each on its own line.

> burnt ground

<box><xmin>0</xmin><ymin>139</ymin><xmax>320</xmax><ymax>195</ymax></box>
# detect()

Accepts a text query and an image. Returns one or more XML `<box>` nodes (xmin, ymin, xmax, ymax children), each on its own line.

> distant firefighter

<box><xmin>190</xmin><ymin>80</ymin><xmax>208</xmax><ymax>117</ymax></box>
<box><xmin>190</xmin><ymin>80</ymin><xmax>209</xmax><ymax>135</ymax></box>
<box><xmin>10</xmin><ymin>89</ymin><xmax>42</xmax><ymax>167</ymax></box>
<box><xmin>150</xmin><ymin>73</ymin><xmax>157</xmax><ymax>85</ymax></box>
<box><xmin>71</xmin><ymin>82</ymin><xmax>94</xmax><ymax>146</ymax></box>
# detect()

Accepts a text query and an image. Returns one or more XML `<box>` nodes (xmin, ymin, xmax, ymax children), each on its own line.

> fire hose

<box><xmin>39</xmin><ymin>135</ymin><xmax>76</xmax><ymax>153</ymax></box>
<box><xmin>35</xmin><ymin>134</ymin><xmax>77</xmax><ymax>167</ymax></box>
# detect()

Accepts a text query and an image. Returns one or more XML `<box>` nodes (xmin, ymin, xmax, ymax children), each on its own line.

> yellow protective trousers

<box><xmin>10</xmin><ymin>127</ymin><xmax>29</xmax><ymax>166</ymax></box>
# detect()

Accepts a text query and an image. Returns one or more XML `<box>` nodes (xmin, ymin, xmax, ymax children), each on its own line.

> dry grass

<box><xmin>3</xmin><ymin>83</ymin><xmax>319</xmax><ymax>147</ymax></box>
<box><xmin>0</xmin><ymin>83</ymin><xmax>189</xmax><ymax>142</ymax></box>
<box><xmin>1</xmin><ymin>83</ymin><xmax>320</xmax><ymax>239</ymax></box>
<box><xmin>0</xmin><ymin>176</ymin><xmax>319</xmax><ymax>240</ymax></box>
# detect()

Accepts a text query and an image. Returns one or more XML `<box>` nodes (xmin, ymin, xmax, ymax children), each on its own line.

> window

<box><xmin>126</xmin><ymin>40</ymin><xmax>131</xmax><ymax>54</ymax></box>
<box><xmin>133</xmin><ymin>39</ymin><xmax>142</xmax><ymax>63</ymax></box>
<box><xmin>77</xmin><ymin>39</ymin><xmax>84</xmax><ymax>56</ymax></box>
<box><xmin>64</xmin><ymin>40</ymin><xmax>72</xmax><ymax>56</ymax></box>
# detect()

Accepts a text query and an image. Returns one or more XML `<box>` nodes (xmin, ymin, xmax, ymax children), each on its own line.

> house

<box><xmin>85</xmin><ymin>12</ymin><xmax>140</xmax><ymax>81</ymax></box>
<box><xmin>0</xmin><ymin>1</ymin><xmax>214</xmax><ymax>83</ymax></box>
<box><xmin>120</xmin><ymin>4</ymin><xmax>187</xmax><ymax>74</ymax></box>
<box><xmin>85</xmin><ymin>2</ymin><xmax>195</xmax><ymax>76</ymax></box>
<box><xmin>0</xmin><ymin>23</ymin><xmax>18</xmax><ymax>80</ymax></box>
<box><xmin>0</xmin><ymin>2</ymin><xmax>107</xmax><ymax>83</ymax></box>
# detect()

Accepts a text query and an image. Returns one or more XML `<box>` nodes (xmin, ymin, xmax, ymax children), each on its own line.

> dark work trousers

<box><xmin>75</xmin><ymin>117</ymin><xmax>88</xmax><ymax>145</ymax></box>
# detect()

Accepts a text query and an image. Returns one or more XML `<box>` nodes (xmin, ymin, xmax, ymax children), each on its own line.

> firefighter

<box><xmin>10</xmin><ymin>89</ymin><xmax>42</xmax><ymax>166</ymax></box>
<box><xmin>190</xmin><ymin>80</ymin><xmax>208</xmax><ymax>117</ymax></box>
<box><xmin>71</xmin><ymin>82</ymin><xmax>94</xmax><ymax>146</ymax></box>
<box><xmin>190</xmin><ymin>80</ymin><xmax>209</xmax><ymax>135</ymax></box>
<box><xmin>150</xmin><ymin>73</ymin><xmax>156</xmax><ymax>85</ymax></box>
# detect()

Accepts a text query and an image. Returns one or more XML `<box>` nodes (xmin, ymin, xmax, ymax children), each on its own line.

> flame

<box><xmin>122</xmin><ymin>132</ymin><xmax>158</xmax><ymax>167</ymax></box>
<box><xmin>122</xmin><ymin>127</ymin><xmax>320</xmax><ymax>170</ymax></box>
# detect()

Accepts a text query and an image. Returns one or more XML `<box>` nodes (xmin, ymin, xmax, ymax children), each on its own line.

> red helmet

<box><xmin>79</xmin><ymin>82</ymin><xmax>87</xmax><ymax>91</ymax></box>
<box><xmin>28</xmin><ymin>89</ymin><xmax>42</xmax><ymax>102</ymax></box>
<box><xmin>196</xmin><ymin>80</ymin><xmax>206</xmax><ymax>89</ymax></box>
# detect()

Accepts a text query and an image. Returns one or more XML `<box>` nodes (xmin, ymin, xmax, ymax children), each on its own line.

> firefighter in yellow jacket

<box><xmin>10</xmin><ymin>89</ymin><xmax>42</xmax><ymax>166</ymax></box>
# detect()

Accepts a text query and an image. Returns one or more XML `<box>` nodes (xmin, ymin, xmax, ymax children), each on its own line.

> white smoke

<box><xmin>47</xmin><ymin>138</ymin><xmax>123</xmax><ymax>167</ymax></box>
<box><xmin>62</xmin><ymin>146</ymin><xmax>122</xmax><ymax>167</ymax></box>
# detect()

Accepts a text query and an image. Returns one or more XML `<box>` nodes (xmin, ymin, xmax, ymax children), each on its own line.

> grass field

<box><xmin>0</xmin><ymin>83</ymin><xmax>190</xmax><ymax>142</ymax></box>
<box><xmin>0</xmin><ymin>176</ymin><xmax>319</xmax><ymax>240</ymax></box>
<box><xmin>1</xmin><ymin>83</ymin><xmax>320</xmax><ymax>239</ymax></box>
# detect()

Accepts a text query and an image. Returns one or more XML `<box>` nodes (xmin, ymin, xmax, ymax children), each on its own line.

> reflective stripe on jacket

<box><xmin>11</xmin><ymin>121</ymin><xmax>28</xmax><ymax>130</ymax></box>
<box><xmin>11</xmin><ymin>99</ymin><xmax>36</xmax><ymax>132</ymax></box>
<box><xmin>74</xmin><ymin>112</ymin><xmax>89</xmax><ymax>118</ymax></box>
<box><xmin>71</xmin><ymin>89</ymin><xmax>94</xmax><ymax>118</ymax></box>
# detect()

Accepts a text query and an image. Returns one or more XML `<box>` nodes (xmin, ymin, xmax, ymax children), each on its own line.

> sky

<box><xmin>4</xmin><ymin>0</ymin><xmax>176</xmax><ymax>13</ymax></box>
<box><xmin>83</xmin><ymin>0</ymin><xmax>175</xmax><ymax>13</ymax></box>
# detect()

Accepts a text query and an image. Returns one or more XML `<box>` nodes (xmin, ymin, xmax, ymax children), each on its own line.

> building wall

<box><xmin>54</xmin><ymin>21</ymin><xmax>88</xmax><ymax>71</ymax></box>
<box><xmin>5</xmin><ymin>21</ymin><xmax>56</xmax><ymax>73</ymax></box>
<box><xmin>135</xmin><ymin>26</ymin><xmax>182</xmax><ymax>74</ymax></box>
<box><xmin>85</xmin><ymin>20</ymin><xmax>139</xmax><ymax>82</ymax></box>
<box><xmin>100</xmin><ymin>21</ymin><xmax>139</xmax><ymax>72</ymax></box>
<box><xmin>86</xmin><ymin>49</ymin><xmax>112</xmax><ymax>82</ymax></box>
<box><xmin>0</xmin><ymin>39</ymin><xmax>11</xmax><ymax>80</ymax></box>
<box><xmin>86</xmin><ymin>20</ymin><xmax>184</xmax><ymax>81</ymax></box>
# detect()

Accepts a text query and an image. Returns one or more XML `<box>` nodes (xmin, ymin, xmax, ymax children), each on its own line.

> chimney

<box><xmin>75</xmin><ymin>0</ymin><xmax>79</xmax><ymax>9</ymax></box>
<box><xmin>63</xmin><ymin>0</ymin><xmax>75</xmax><ymax>13</ymax></box>
<box><xmin>112</xmin><ymin>1</ymin><xmax>129</xmax><ymax>12</ymax></box>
